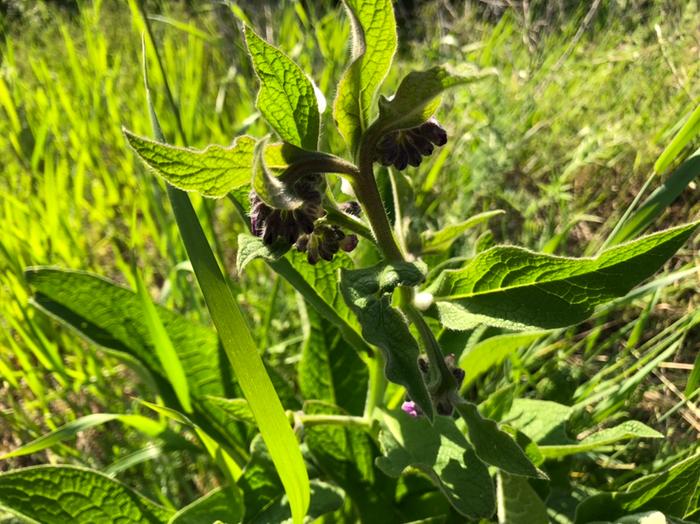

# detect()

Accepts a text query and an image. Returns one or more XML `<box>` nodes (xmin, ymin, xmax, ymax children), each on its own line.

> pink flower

<box><xmin>401</xmin><ymin>400</ymin><xmax>421</xmax><ymax>418</ymax></box>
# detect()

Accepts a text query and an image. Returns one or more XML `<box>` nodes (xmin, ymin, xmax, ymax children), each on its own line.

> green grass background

<box><xmin>1</xmin><ymin>0</ymin><xmax>699</xmax><ymax>517</ymax></box>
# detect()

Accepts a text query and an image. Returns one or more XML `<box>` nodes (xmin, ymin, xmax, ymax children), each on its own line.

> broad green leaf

<box><xmin>339</xmin><ymin>263</ymin><xmax>433</xmax><ymax>419</ymax></box>
<box><xmin>298</xmin><ymin>307</ymin><xmax>368</xmax><ymax>415</ymax></box>
<box><xmin>244</xmin><ymin>25</ymin><xmax>319</xmax><ymax>150</ymax></box>
<box><xmin>169</xmin><ymin>486</ymin><xmax>244</xmax><ymax>524</ymax></box>
<box><xmin>421</xmin><ymin>210</ymin><xmax>505</xmax><ymax>255</ymax></box>
<box><xmin>430</xmin><ymin>222</ymin><xmax>699</xmax><ymax>331</ymax></box>
<box><xmin>124</xmin><ymin>130</ymin><xmax>291</xmax><ymax>198</ymax></box>
<box><xmin>26</xmin><ymin>267</ymin><xmax>224</xmax><ymax>400</ymax></box>
<box><xmin>453</xmin><ymin>399</ymin><xmax>544</xmax><ymax>479</ymax></box>
<box><xmin>655</xmin><ymin>104</ymin><xmax>700</xmax><ymax>175</ymax></box>
<box><xmin>609</xmin><ymin>149</ymin><xmax>700</xmax><ymax>245</ymax></box>
<box><xmin>136</xmin><ymin>267</ymin><xmax>192</xmax><ymax>413</ymax></box>
<box><xmin>539</xmin><ymin>421</ymin><xmax>662</xmax><ymax>459</ymax></box>
<box><xmin>302</xmin><ymin>401</ymin><xmax>400</xmax><ymax>522</ymax></box>
<box><xmin>575</xmin><ymin>454</ymin><xmax>700</xmax><ymax>523</ymax></box>
<box><xmin>496</xmin><ymin>473</ymin><xmax>548</xmax><ymax>524</ymax></box>
<box><xmin>505</xmin><ymin>399</ymin><xmax>573</xmax><ymax>444</ymax></box>
<box><xmin>459</xmin><ymin>331</ymin><xmax>546</xmax><ymax>388</ymax></box>
<box><xmin>0</xmin><ymin>413</ymin><xmax>162</xmax><ymax>461</ymax></box>
<box><xmin>373</xmin><ymin>66</ymin><xmax>496</xmax><ymax>135</ymax></box>
<box><xmin>376</xmin><ymin>409</ymin><xmax>495</xmax><ymax>519</ymax></box>
<box><xmin>124</xmin><ymin>130</ymin><xmax>255</xmax><ymax>198</ymax></box>
<box><xmin>333</xmin><ymin>0</ymin><xmax>397</xmax><ymax>154</ymax></box>
<box><xmin>142</xmin><ymin>81</ymin><xmax>309</xmax><ymax>522</ymax></box>
<box><xmin>0</xmin><ymin>466</ymin><xmax>173</xmax><ymax>523</ymax></box>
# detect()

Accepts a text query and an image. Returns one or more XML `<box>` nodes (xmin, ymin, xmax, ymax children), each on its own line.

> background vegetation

<box><xmin>1</xmin><ymin>0</ymin><xmax>698</xmax><ymax>521</ymax></box>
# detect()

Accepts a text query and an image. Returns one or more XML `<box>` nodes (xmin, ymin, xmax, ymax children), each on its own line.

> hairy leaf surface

<box><xmin>333</xmin><ymin>0</ymin><xmax>396</xmax><ymax>154</ymax></box>
<box><xmin>0</xmin><ymin>466</ymin><xmax>172</xmax><ymax>523</ymax></box>
<box><xmin>244</xmin><ymin>25</ymin><xmax>319</xmax><ymax>150</ymax></box>
<box><xmin>340</xmin><ymin>263</ymin><xmax>433</xmax><ymax>419</ymax></box>
<box><xmin>430</xmin><ymin>222</ymin><xmax>699</xmax><ymax>330</ymax></box>
<box><xmin>376</xmin><ymin>410</ymin><xmax>495</xmax><ymax>518</ymax></box>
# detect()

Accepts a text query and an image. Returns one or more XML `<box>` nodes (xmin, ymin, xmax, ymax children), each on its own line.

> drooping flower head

<box><xmin>375</xmin><ymin>117</ymin><xmax>448</xmax><ymax>171</ymax></box>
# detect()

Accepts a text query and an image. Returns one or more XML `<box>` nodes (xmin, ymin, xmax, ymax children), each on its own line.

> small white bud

<box><xmin>414</xmin><ymin>292</ymin><xmax>433</xmax><ymax>311</ymax></box>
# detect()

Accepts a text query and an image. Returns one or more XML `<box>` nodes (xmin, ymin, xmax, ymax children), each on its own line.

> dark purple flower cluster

<box><xmin>249</xmin><ymin>175</ymin><xmax>360</xmax><ymax>264</ymax></box>
<box><xmin>401</xmin><ymin>353</ymin><xmax>465</xmax><ymax>418</ymax></box>
<box><xmin>375</xmin><ymin>118</ymin><xmax>448</xmax><ymax>170</ymax></box>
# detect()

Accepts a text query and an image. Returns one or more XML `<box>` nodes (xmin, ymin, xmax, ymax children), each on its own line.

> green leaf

<box><xmin>237</xmin><ymin>233</ymin><xmax>288</xmax><ymax>272</ymax></box>
<box><xmin>539</xmin><ymin>421</ymin><xmax>662</xmax><ymax>459</ymax></box>
<box><xmin>333</xmin><ymin>0</ymin><xmax>397</xmax><ymax>154</ymax></box>
<box><xmin>505</xmin><ymin>399</ymin><xmax>573</xmax><ymax>444</ymax></box>
<box><xmin>421</xmin><ymin>210</ymin><xmax>505</xmax><ymax>256</ymax></box>
<box><xmin>136</xmin><ymin>267</ymin><xmax>192</xmax><ymax>413</ymax></box>
<box><xmin>244</xmin><ymin>25</ymin><xmax>319</xmax><ymax>150</ymax></box>
<box><xmin>429</xmin><ymin>222</ymin><xmax>700</xmax><ymax>331</ymax></box>
<box><xmin>303</xmin><ymin>401</ymin><xmax>400</xmax><ymax>522</ymax></box>
<box><xmin>26</xmin><ymin>267</ymin><xmax>224</xmax><ymax>400</ymax></box>
<box><xmin>169</xmin><ymin>486</ymin><xmax>244</xmax><ymax>524</ymax></box>
<box><xmin>609</xmin><ymin>149</ymin><xmax>700</xmax><ymax>245</ymax></box>
<box><xmin>575</xmin><ymin>453</ymin><xmax>700</xmax><ymax>523</ymax></box>
<box><xmin>459</xmin><ymin>332</ymin><xmax>546</xmax><ymax>388</ymax></box>
<box><xmin>453</xmin><ymin>400</ymin><xmax>544</xmax><ymax>479</ymax></box>
<box><xmin>376</xmin><ymin>409</ymin><xmax>495</xmax><ymax>519</ymax></box>
<box><xmin>496</xmin><ymin>473</ymin><xmax>548</xmax><ymax>524</ymax></box>
<box><xmin>139</xmin><ymin>400</ymin><xmax>245</xmax><ymax>482</ymax></box>
<box><xmin>124</xmin><ymin>130</ymin><xmax>256</xmax><ymax>198</ymax></box>
<box><xmin>655</xmin><ymin>103</ymin><xmax>700</xmax><ymax>175</ymax></box>
<box><xmin>0</xmin><ymin>466</ymin><xmax>173</xmax><ymax>523</ymax></box>
<box><xmin>340</xmin><ymin>263</ymin><xmax>433</xmax><ymax>419</ymax></box>
<box><xmin>0</xmin><ymin>413</ymin><xmax>162</xmax><ymax>461</ymax></box>
<box><xmin>298</xmin><ymin>307</ymin><xmax>368</xmax><ymax>415</ymax></box>
<box><xmin>373</xmin><ymin>66</ymin><xmax>496</xmax><ymax>134</ymax></box>
<box><xmin>142</xmin><ymin>83</ymin><xmax>309</xmax><ymax>522</ymax></box>
<box><xmin>124</xmin><ymin>130</ymin><xmax>293</xmax><ymax>198</ymax></box>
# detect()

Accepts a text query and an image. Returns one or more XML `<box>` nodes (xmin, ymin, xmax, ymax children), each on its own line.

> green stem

<box><xmin>324</xmin><ymin>205</ymin><xmax>375</xmax><ymax>243</ymax></box>
<box><xmin>292</xmin><ymin>412</ymin><xmax>371</xmax><ymax>429</ymax></box>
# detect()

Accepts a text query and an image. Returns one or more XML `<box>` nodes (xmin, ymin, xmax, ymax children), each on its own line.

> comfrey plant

<box><xmin>3</xmin><ymin>2</ymin><xmax>699</xmax><ymax>524</ymax></box>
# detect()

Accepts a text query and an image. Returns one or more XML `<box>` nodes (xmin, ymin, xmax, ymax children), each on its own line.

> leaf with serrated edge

<box><xmin>0</xmin><ymin>465</ymin><xmax>173</xmax><ymax>524</ymax></box>
<box><xmin>374</xmin><ymin>66</ymin><xmax>496</xmax><ymax>134</ymax></box>
<box><xmin>124</xmin><ymin>130</ymin><xmax>291</xmax><ymax>198</ymax></box>
<box><xmin>340</xmin><ymin>263</ymin><xmax>433</xmax><ymax>419</ymax></box>
<box><xmin>244</xmin><ymin>26</ymin><xmax>319</xmax><ymax>150</ymax></box>
<box><xmin>376</xmin><ymin>409</ymin><xmax>495</xmax><ymax>518</ymax></box>
<box><xmin>124</xmin><ymin>130</ymin><xmax>255</xmax><ymax>198</ymax></box>
<box><xmin>333</xmin><ymin>0</ymin><xmax>397</xmax><ymax>154</ymax></box>
<box><xmin>430</xmin><ymin>221</ymin><xmax>700</xmax><ymax>331</ymax></box>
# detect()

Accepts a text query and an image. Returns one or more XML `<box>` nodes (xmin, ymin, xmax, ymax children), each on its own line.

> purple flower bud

<box><xmin>373</xmin><ymin>117</ymin><xmax>448</xmax><ymax>171</ymax></box>
<box><xmin>339</xmin><ymin>234</ymin><xmax>358</xmax><ymax>252</ymax></box>
<box><xmin>401</xmin><ymin>400</ymin><xmax>422</xmax><ymax>418</ymax></box>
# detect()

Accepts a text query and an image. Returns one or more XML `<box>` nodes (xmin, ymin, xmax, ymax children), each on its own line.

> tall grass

<box><xmin>1</xmin><ymin>0</ymin><xmax>698</xmax><ymax>512</ymax></box>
